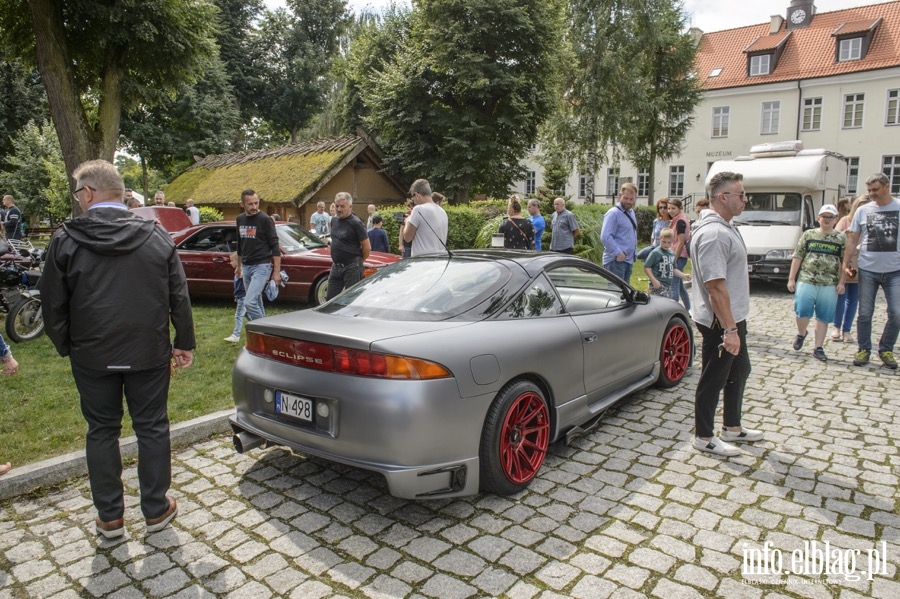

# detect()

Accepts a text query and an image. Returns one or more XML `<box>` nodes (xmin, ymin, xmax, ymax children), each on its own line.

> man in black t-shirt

<box><xmin>326</xmin><ymin>192</ymin><xmax>370</xmax><ymax>300</ymax></box>
<box><xmin>235</xmin><ymin>190</ymin><xmax>281</xmax><ymax>320</ymax></box>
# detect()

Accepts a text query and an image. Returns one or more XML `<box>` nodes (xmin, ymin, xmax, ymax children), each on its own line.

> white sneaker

<box><xmin>720</xmin><ymin>427</ymin><xmax>764</xmax><ymax>443</ymax></box>
<box><xmin>223</xmin><ymin>334</ymin><xmax>240</xmax><ymax>343</ymax></box>
<box><xmin>693</xmin><ymin>436</ymin><xmax>741</xmax><ymax>457</ymax></box>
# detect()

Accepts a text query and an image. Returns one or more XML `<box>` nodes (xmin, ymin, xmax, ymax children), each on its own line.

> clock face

<box><xmin>791</xmin><ymin>9</ymin><xmax>807</xmax><ymax>24</ymax></box>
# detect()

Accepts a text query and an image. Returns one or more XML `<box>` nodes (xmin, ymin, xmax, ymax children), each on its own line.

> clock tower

<box><xmin>787</xmin><ymin>0</ymin><xmax>814</xmax><ymax>29</ymax></box>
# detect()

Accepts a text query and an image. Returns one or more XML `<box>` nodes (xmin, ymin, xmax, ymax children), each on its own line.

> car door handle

<box><xmin>212</xmin><ymin>256</ymin><xmax>228</xmax><ymax>263</ymax></box>
<box><xmin>583</xmin><ymin>333</ymin><xmax>597</xmax><ymax>343</ymax></box>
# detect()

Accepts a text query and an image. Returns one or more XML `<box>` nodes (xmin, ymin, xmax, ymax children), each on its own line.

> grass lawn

<box><xmin>2</xmin><ymin>299</ymin><xmax>303</xmax><ymax>467</ymax></box>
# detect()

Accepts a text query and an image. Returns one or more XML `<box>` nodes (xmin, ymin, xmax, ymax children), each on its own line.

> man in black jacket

<box><xmin>40</xmin><ymin>160</ymin><xmax>195</xmax><ymax>538</ymax></box>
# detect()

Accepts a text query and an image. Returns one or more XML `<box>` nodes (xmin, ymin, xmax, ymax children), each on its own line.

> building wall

<box><xmin>514</xmin><ymin>57</ymin><xmax>900</xmax><ymax>211</ymax></box>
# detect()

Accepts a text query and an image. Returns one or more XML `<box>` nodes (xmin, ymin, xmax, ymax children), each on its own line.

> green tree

<box><xmin>211</xmin><ymin>0</ymin><xmax>264</xmax><ymax>129</ymax></box>
<box><xmin>0</xmin><ymin>52</ymin><xmax>49</xmax><ymax>168</ymax></box>
<box><xmin>620</xmin><ymin>0</ymin><xmax>701</xmax><ymax>204</ymax></box>
<box><xmin>0</xmin><ymin>0</ymin><xmax>219</xmax><ymax>214</ymax></box>
<box><xmin>120</xmin><ymin>57</ymin><xmax>242</xmax><ymax>189</ymax></box>
<box><xmin>339</xmin><ymin>7</ymin><xmax>409</xmax><ymax>135</ymax></box>
<box><xmin>251</xmin><ymin>0</ymin><xmax>348</xmax><ymax>143</ymax></box>
<box><xmin>0</xmin><ymin>120</ymin><xmax>70</xmax><ymax>224</ymax></box>
<box><xmin>546</xmin><ymin>0</ymin><xmax>699</xmax><ymax>204</ymax></box>
<box><xmin>360</xmin><ymin>0</ymin><xmax>568</xmax><ymax>203</ymax></box>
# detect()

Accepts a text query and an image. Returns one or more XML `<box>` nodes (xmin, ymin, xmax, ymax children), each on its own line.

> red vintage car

<box><xmin>130</xmin><ymin>207</ymin><xmax>399</xmax><ymax>305</ymax></box>
<box><xmin>171</xmin><ymin>221</ymin><xmax>399</xmax><ymax>305</ymax></box>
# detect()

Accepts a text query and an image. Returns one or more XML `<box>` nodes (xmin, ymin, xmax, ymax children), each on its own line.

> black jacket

<box><xmin>40</xmin><ymin>206</ymin><xmax>195</xmax><ymax>371</ymax></box>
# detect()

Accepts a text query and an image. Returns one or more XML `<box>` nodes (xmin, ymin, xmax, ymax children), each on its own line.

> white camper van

<box><xmin>704</xmin><ymin>141</ymin><xmax>847</xmax><ymax>282</ymax></box>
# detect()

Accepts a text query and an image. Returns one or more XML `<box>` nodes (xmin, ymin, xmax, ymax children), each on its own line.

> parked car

<box><xmin>173</xmin><ymin>221</ymin><xmax>398</xmax><ymax>305</ymax></box>
<box><xmin>230</xmin><ymin>250</ymin><xmax>693</xmax><ymax>499</ymax></box>
<box><xmin>130</xmin><ymin>206</ymin><xmax>193</xmax><ymax>237</ymax></box>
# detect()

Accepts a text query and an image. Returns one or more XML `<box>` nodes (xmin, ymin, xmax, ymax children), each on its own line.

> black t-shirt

<box><xmin>499</xmin><ymin>217</ymin><xmax>535</xmax><ymax>249</ymax></box>
<box><xmin>236</xmin><ymin>212</ymin><xmax>279</xmax><ymax>265</ymax></box>
<box><xmin>4</xmin><ymin>206</ymin><xmax>22</xmax><ymax>239</ymax></box>
<box><xmin>330</xmin><ymin>214</ymin><xmax>367</xmax><ymax>264</ymax></box>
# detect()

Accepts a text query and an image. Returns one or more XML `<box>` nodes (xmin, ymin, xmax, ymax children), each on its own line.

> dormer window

<box><xmin>743</xmin><ymin>31</ymin><xmax>791</xmax><ymax>77</ymax></box>
<box><xmin>838</xmin><ymin>37</ymin><xmax>862</xmax><ymax>61</ymax></box>
<box><xmin>750</xmin><ymin>54</ymin><xmax>771</xmax><ymax>76</ymax></box>
<box><xmin>832</xmin><ymin>18</ymin><xmax>881</xmax><ymax>63</ymax></box>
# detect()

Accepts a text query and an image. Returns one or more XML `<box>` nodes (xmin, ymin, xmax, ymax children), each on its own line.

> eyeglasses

<box><xmin>721</xmin><ymin>191</ymin><xmax>747</xmax><ymax>199</ymax></box>
<box><xmin>819</xmin><ymin>214</ymin><xmax>836</xmax><ymax>220</ymax></box>
<box><xmin>72</xmin><ymin>185</ymin><xmax>95</xmax><ymax>202</ymax></box>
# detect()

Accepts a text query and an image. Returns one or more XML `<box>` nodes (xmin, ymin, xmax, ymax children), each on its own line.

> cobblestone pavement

<box><xmin>1</xmin><ymin>283</ymin><xmax>898</xmax><ymax>599</ymax></box>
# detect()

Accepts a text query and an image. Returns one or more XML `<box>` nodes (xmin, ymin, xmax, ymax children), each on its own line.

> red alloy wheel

<box><xmin>499</xmin><ymin>390</ymin><xmax>550</xmax><ymax>484</ymax></box>
<box><xmin>659</xmin><ymin>319</ymin><xmax>691</xmax><ymax>387</ymax></box>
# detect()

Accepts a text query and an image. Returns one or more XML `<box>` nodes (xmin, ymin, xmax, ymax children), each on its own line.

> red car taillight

<box><xmin>246</xmin><ymin>331</ymin><xmax>451</xmax><ymax>380</ymax></box>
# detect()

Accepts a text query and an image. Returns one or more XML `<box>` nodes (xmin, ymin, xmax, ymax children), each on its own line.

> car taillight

<box><xmin>246</xmin><ymin>331</ymin><xmax>451</xmax><ymax>380</ymax></box>
<box><xmin>363</xmin><ymin>266</ymin><xmax>378</xmax><ymax>278</ymax></box>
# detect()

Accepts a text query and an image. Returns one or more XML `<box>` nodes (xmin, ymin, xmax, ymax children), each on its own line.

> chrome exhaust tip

<box><xmin>233</xmin><ymin>430</ymin><xmax>264</xmax><ymax>454</ymax></box>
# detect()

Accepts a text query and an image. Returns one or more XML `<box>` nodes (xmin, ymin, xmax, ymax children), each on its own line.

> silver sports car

<box><xmin>230</xmin><ymin>250</ymin><xmax>693</xmax><ymax>499</ymax></box>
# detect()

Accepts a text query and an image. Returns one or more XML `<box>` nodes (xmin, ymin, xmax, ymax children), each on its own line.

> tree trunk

<box><xmin>28</xmin><ymin>0</ymin><xmax>123</xmax><ymax>217</ymax></box>
<box><xmin>28</xmin><ymin>0</ymin><xmax>98</xmax><ymax>216</ymax></box>
<box><xmin>647</xmin><ymin>141</ymin><xmax>657</xmax><ymax>206</ymax></box>
<box><xmin>141</xmin><ymin>155</ymin><xmax>149</xmax><ymax>198</ymax></box>
<box><xmin>585</xmin><ymin>150</ymin><xmax>596</xmax><ymax>204</ymax></box>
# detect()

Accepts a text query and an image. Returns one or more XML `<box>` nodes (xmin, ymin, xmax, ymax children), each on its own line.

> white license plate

<box><xmin>275</xmin><ymin>391</ymin><xmax>313</xmax><ymax>422</ymax></box>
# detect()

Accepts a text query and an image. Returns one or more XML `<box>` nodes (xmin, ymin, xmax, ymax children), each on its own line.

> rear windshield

<box><xmin>318</xmin><ymin>258</ymin><xmax>512</xmax><ymax>321</ymax></box>
<box><xmin>277</xmin><ymin>224</ymin><xmax>328</xmax><ymax>253</ymax></box>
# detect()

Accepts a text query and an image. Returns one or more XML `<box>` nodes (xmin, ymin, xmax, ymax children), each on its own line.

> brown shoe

<box><xmin>95</xmin><ymin>516</ymin><xmax>125</xmax><ymax>539</ymax></box>
<box><xmin>145</xmin><ymin>497</ymin><xmax>177</xmax><ymax>533</ymax></box>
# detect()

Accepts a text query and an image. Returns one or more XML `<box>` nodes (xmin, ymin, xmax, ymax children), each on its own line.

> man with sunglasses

<box><xmin>690</xmin><ymin>171</ymin><xmax>763</xmax><ymax>457</ymax></box>
<box><xmin>786</xmin><ymin>204</ymin><xmax>846</xmax><ymax>362</ymax></box>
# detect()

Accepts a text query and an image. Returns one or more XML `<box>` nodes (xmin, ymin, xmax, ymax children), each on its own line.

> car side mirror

<box><xmin>632</xmin><ymin>290</ymin><xmax>650</xmax><ymax>305</ymax></box>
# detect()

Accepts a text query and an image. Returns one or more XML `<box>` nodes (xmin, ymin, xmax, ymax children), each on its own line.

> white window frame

<box><xmin>884</xmin><ymin>155</ymin><xmax>900</xmax><ymax>196</ymax></box>
<box><xmin>760</xmin><ymin>101</ymin><xmax>780</xmax><ymax>135</ymax></box>
<box><xmin>801</xmin><ymin>97</ymin><xmax>822</xmax><ymax>132</ymax></box>
<box><xmin>843</xmin><ymin>93</ymin><xmax>865</xmax><ymax>129</ymax></box>
<box><xmin>668</xmin><ymin>165</ymin><xmax>685</xmax><ymax>197</ymax></box>
<box><xmin>711</xmin><ymin>106</ymin><xmax>729</xmax><ymax>138</ymax></box>
<box><xmin>637</xmin><ymin>171</ymin><xmax>649</xmax><ymax>197</ymax></box>
<box><xmin>887</xmin><ymin>89</ymin><xmax>900</xmax><ymax>126</ymax></box>
<box><xmin>846</xmin><ymin>157</ymin><xmax>860</xmax><ymax>195</ymax></box>
<box><xmin>578</xmin><ymin>173</ymin><xmax>588</xmax><ymax>199</ymax></box>
<box><xmin>525</xmin><ymin>171</ymin><xmax>536</xmax><ymax>195</ymax></box>
<box><xmin>606</xmin><ymin>168</ymin><xmax>619</xmax><ymax>197</ymax></box>
<box><xmin>749</xmin><ymin>54</ymin><xmax>771</xmax><ymax>76</ymax></box>
<box><xmin>838</xmin><ymin>37</ymin><xmax>862</xmax><ymax>62</ymax></box>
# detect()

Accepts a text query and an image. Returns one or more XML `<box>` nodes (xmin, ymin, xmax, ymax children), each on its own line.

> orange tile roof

<box><xmin>696</xmin><ymin>1</ymin><xmax>900</xmax><ymax>90</ymax></box>
<box><xmin>744</xmin><ymin>31</ymin><xmax>792</xmax><ymax>53</ymax></box>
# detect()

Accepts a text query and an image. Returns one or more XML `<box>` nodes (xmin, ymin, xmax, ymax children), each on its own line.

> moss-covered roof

<box><xmin>165</xmin><ymin>135</ymin><xmax>376</xmax><ymax>206</ymax></box>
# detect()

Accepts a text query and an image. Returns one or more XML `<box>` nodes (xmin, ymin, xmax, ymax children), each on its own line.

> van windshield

<box><xmin>734</xmin><ymin>193</ymin><xmax>802</xmax><ymax>226</ymax></box>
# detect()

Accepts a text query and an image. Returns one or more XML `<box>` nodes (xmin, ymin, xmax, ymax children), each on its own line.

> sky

<box><xmin>266</xmin><ymin>0</ymin><xmax>869</xmax><ymax>33</ymax></box>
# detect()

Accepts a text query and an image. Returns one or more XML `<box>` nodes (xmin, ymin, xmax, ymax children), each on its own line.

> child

<box><xmin>224</xmin><ymin>252</ymin><xmax>247</xmax><ymax>343</ymax></box>
<box><xmin>643</xmin><ymin>228</ymin><xmax>690</xmax><ymax>297</ymax></box>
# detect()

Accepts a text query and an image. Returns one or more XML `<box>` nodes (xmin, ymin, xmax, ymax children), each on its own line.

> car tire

<box><xmin>655</xmin><ymin>317</ymin><xmax>691</xmax><ymax>388</ymax></box>
<box><xmin>311</xmin><ymin>276</ymin><xmax>328</xmax><ymax>306</ymax></box>
<box><xmin>479</xmin><ymin>380</ymin><xmax>550</xmax><ymax>496</ymax></box>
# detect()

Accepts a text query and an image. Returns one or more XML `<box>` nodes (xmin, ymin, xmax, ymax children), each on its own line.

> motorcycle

<box><xmin>1</xmin><ymin>239</ymin><xmax>44</xmax><ymax>343</ymax></box>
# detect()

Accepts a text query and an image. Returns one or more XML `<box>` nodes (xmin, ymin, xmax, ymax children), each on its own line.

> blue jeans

<box><xmin>833</xmin><ymin>282</ymin><xmax>859</xmax><ymax>332</ymax></box>
<box><xmin>603</xmin><ymin>260</ymin><xmax>633</xmax><ymax>284</ymax></box>
<box><xmin>670</xmin><ymin>256</ymin><xmax>691</xmax><ymax>310</ymax></box>
<box><xmin>232</xmin><ymin>296</ymin><xmax>247</xmax><ymax>337</ymax></box>
<box><xmin>242</xmin><ymin>263</ymin><xmax>272</xmax><ymax>322</ymax></box>
<box><xmin>856</xmin><ymin>269</ymin><xmax>900</xmax><ymax>353</ymax></box>
<box><xmin>636</xmin><ymin>244</ymin><xmax>657</xmax><ymax>261</ymax></box>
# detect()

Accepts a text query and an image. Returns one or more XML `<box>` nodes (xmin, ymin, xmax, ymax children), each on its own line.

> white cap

<box><xmin>818</xmin><ymin>204</ymin><xmax>838</xmax><ymax>216</ymax></box>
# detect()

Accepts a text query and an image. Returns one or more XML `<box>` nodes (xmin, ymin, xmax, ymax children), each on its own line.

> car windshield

<box><xmin>734</xmin><ymin>193</ymin><xmax>802</xmax><ymax>226</ymax></box>
<box><xmin>277</xmin><ymin>224</ymin><xmax>328</xmax><ymax>253</ymax></box>
<box><xmin>318</xmin><ymin>258</ymin><xmax>513</xmax><ymax>321</ymax></box>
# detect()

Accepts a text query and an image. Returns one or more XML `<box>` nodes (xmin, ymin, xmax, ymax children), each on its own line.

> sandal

<box><xmin>0</xmin><ymin>462</ymin><xmax>10</xmax><ymax>476</ymax></box>
<box><xmin>830</xmin><ymin>328</ymin><xmax>841</xmax><ymax>341</ymax></box>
